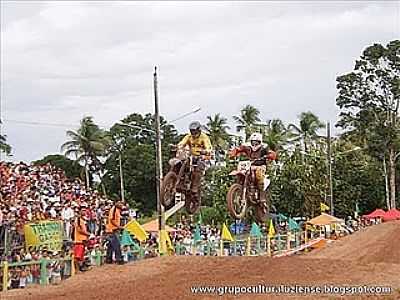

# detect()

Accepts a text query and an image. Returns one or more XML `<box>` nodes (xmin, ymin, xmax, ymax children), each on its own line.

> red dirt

<box><xmin>4</xmin><ymin>221</ymin><xmax>400</xmax><ymax>300</ymax></box>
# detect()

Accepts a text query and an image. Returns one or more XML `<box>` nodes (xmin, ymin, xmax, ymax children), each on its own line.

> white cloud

<box><xmin>0</xmin><ymin>1</ymin><xmax>398</xmax><ymax>161</ymax></box>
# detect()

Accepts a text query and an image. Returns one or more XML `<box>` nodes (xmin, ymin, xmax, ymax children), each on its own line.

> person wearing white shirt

<box><xmin>61</xmin><ymin>204</ymin><xmax>75</xmax><ymax>239</ymax></box>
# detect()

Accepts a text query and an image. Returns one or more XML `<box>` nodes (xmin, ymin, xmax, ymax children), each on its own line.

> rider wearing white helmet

<box><xmin>229</xmin><ymin>132</ymin><xmax>277</xmax><ymax>203</ymax></box>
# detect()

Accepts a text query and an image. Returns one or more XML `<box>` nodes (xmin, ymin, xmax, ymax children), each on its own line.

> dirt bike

<box><xmin>160</xmin><ymin>146</ymin><xmax>206</xmax><ymax>214</ymax></box>
<box><xmin>226</xmin><ymin>158</ymin><xmax>270</xmax><ymax>223</ymax></box>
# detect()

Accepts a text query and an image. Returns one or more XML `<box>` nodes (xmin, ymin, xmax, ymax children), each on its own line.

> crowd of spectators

<box><xmin>0</xmin><ymin>161</ymin><xmax>226</xmax><ymax>290</ymax></box>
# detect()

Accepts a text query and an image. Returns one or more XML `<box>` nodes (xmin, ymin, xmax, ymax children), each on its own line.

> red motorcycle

<box><xmin>226</xmin><ymin>158</ymin><xmax>270</xmax><ymax>223</ymax></box>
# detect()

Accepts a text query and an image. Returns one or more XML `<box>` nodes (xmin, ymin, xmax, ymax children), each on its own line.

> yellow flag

<box><xmin>159</xmin><ymin>230</ymin><xmax>174</xmax><ymax>254</ymax></box>
<box><xmin>268</xmin><ymin>219</ymin><xmax>275</xmax><ymax>237</ymax></box>
<box><xmin>221</xmin><ymin>223</ymin><xmax>234</xmax><ymax>241</ymax></box>
<box><xmin>320</xmin><ymin>202</ymin><xmax>330</xmax><ymax>212</ymax></box>
<box><xmin>124</xmin><ymin>220</ymin><xmax>148</xmax><ymax>242</ymax></box>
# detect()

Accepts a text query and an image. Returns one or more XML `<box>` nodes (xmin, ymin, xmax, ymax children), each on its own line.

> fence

<box><xmin>0</xmin><ymin>245</ymin><xmax>146</xmax><ymax>292</ymax></box>
<box><xmin>173</xmin><ymin>229</ymin><xmax>324</xmax><ymax>257</ymax></box>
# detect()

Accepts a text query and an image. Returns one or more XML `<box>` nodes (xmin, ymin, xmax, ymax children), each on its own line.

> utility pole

<box><xmin>119</xmin><ymin>152</ymin><xmax>125</xmax><ymax>202</ymax></box>
<box><xmin>327</xmin><ymin>121</ymin><xmax>334</xmax><ymax>215</ymax></box>
<box><xmin>154</xmin><ymin>67</ymin><xmax>165</xmax><ymax>234</ymax></box>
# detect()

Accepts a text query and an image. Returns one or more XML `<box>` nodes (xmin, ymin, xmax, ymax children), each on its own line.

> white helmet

<box><xmin>249</xmin><ymin>133</ymin><xmax>263</xmax><ymax>151</ymax></box>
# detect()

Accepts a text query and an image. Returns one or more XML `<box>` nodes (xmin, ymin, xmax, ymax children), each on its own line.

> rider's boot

<box><xmin>191</xmin><ymin>170</ymin><xmax>201</xmax><ymax>204</ymax></box>
<box><xmin>259</xmin><ymin>187</ymin><xmax>268</xmax><ymax>206</ymax></box>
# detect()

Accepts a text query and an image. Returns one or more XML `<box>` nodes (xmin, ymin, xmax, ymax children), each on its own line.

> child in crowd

<box><xmin>50</xmin><ymin>252</ymin><xmax>62</xmax><ymax>285</ymax></box>
<box><xmin>19</xmin><ymin>267</ymin><xmax>27</xmax><ymax>289</ymax></box>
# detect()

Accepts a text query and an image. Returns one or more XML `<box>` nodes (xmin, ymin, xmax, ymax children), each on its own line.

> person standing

<box><xmin>73</xmin><ymin>207</ymin><xmax>89</xmax><ymax>272</ymax></box>
<box><xmin>105</xmin><ymin>201</ymin><xmax>124</xmax><ymax>264</ymax></box>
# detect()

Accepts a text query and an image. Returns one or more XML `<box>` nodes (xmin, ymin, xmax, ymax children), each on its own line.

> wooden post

<box><xmin>40</xmin><ymin>258</ymin><xmax>48</xmax><ymax>285</ymax></box>
<box><xmin>267</xmin><ymin>236</ymin><xmax>271</xmax><ymax>257</ymax></box>
<box><xmin>304</xmin><ymin>227</ymin><xmax>308</xmax><ymax>253</ymax></box>
<box><xmin>95</xmin><ymin>250</ymin><xmax>101</xmax><ymax>266</ymax></box>
<box><xmin>71</xmin><ymin>255</ymin><xmax>76</xmax><ymax>276</ymax></box>
<box><xmin>256</xmin><ymin>237</ymin><xmax>261</xmax><ymax>254</ymax></box>
<box><xmin>246</xmin><ymin>237</ymin><xmax>251</xmax><ymax>256</ymax></box>
<box><xmin>220</xmin><ymin>240</ymin><xmax>223</xmax><ymax>256</ymax></box>
<box><xmin>287</xmin><ymin>232</ymin><xmax>291</xmax><ymax>250</ymax></box>
<box><xmin>2</xmin><ymin>261</ymin><xmax>8</xmax><ymax>292</ymax></box>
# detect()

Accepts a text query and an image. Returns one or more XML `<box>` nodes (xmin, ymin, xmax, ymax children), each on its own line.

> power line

<box><xmin>4</xmin><ymin>119</ymin><xmax>78</xmax><ymax>128</ymax></box>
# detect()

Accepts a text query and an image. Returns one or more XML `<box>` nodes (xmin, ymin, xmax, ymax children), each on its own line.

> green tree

<box><xmin>233</xmin><ymin>105</ymin><xmax>261</xmax><ymax>140</ymax></box>
<box><xmin>0</xmin><ymin>134</ymin><xmax>11</xmax><ymax>155</ymax></box>
<box><xmin>33</xmin><ymin>154</ymin><xmax>83</xmax><ymax>179</ymax></box>
<box><xmin>102</xmin><ymin>113</ymin><xmax>179</xmax><ymax>214</ymax></box>
<box><xmin>288</xmin><ymin>111</ymin><xmax>325</xmax><ymax>152</ymax></box>
<box><xmin>336</xmin><ymin>40</ymin><xmax>400</xmax><ymax>209</ymax></box>
<box><xmin>206</xmin><ymin>113</ymin><xmax>231</xmax><ymax>151</ymax></box>
<box><xmin>261</xmin><ymin>119</ymin><xmax>291</xmax><ymax>151</ymax></box>
<box><xmin>61</xmin><ymin>116</ymin><xmax>110</xmax><ymax>189</ymax></box>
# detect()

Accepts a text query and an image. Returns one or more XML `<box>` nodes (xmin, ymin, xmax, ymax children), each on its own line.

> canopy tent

<box><xmin>363</xmin><ymin>209</ymin><xmax>386</xmax><ymax>219</ymax></box>
<box><xmin>307</xmin><ymin>213</ymin><xmax>345</xmax><ymax>226</ymax></box>
<box><xmin>141</xmin><ymin>219</ymin><xmax>176</xmax><ymax>233</ymax></box>
<box><xmin>382</xmin><ymin>208</ymin><xmax>400</xmax><ymax>222</ymax></box>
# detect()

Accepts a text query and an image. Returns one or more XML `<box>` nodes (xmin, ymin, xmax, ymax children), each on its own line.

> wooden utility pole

<box><xmin>327</xmin><ymin>122</ymin><xmax>334</xmax><ymax>215</ymax></box>
<box><xmin>154</xmin><ymin>67</ymin><xmax>165</xmax><ymax>234</ymax></box>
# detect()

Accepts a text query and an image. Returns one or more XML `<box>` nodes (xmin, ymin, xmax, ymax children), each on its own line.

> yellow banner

<box><xmin>24</xmin><ymin>221</ymin><xmax>63</xmax><ymax>252</ymax></box>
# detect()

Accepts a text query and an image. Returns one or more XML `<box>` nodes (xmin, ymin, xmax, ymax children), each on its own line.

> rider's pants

<box><xmin>254</xmin><ymin>165</ymin><xmax>266</xmax><ymax>190</ymax></box>
<box><xmin>190</xmin><ymin>158</ymin><xmax>206</xmax><ymax>198</ymax></box>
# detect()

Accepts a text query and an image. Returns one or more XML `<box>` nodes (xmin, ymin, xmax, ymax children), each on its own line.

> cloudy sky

<box><xmin>1</xmin><ymin>1</ymin><xmax>399</xmax><ymax>162</ymax></box>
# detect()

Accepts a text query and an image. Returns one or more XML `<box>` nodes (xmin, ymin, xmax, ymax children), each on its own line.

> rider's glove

<box><xmin>229</xmin><ymin>149</ymin><xmax>237</xmax><ymax>159</ymax></box>
<box><xmin>266</xmin><ymin>150</ymin><xmax>277</xmax><ymax>161</ymax></box>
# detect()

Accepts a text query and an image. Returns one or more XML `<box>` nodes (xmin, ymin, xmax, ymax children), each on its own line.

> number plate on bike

<box><xmin>237</xmin><ymin>161</ymin><xmax>251</xmax><ymax>172</ymax></box>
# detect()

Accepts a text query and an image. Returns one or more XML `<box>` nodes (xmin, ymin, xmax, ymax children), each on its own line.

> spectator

<box><xmin>73</xmin><ymin>208</ymin><xmax>90</xmax><ymax>272</ymax></box>
<box><xmin>105</xmin><ymin>201</ymin><xmax>124</xmax><ymax>265</ymax></box>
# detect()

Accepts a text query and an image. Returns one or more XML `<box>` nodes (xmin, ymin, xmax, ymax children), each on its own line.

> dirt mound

<box><xmin>4</xmin><ymin>222</ymin><xmax>400</xmax><ymax>300</ymax></box>
<box><xmin>308</xmin><ymin>221</ymin><xmax>400</xmax><ymax>264</ymax></box>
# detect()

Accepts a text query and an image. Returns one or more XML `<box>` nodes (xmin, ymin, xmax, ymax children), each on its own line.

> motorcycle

<box><xmin>226</xmin><ymin>158</ymin><xmax>270</xmax><ymax>223</ymax></box>
<box><xmin>160</xmin><ymin>146</ymin><xmax>207</xmax><ymax>214</ymax></box>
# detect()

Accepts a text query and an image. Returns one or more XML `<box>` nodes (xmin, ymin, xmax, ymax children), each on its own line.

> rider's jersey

<box><xmin>230</xmin><ymin>144</ymin><xmax>276</xmax><ymax>165</ymax></box>
<box><xmin>178</xmin><ymin>132</ymin><xmax>212</xmax><ymax>156</ymax></box>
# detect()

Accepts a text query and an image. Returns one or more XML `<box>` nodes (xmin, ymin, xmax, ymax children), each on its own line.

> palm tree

<box><xmin>0</xmin><ymin>134</ymin><xmax>11</xmax><ymax>155</ymax></box>
<box><xmin>288</xmin><ymin>111</ymin><xmax>325</xmax><ymax>152</ymax></box>
<box><xmin>233</xmin><ymin>105</ymin><xmax>261</xmax><ymax>140</ymax></box>
<box><xmin>206</xmin><ymin>114</ymin><xmax>231</xmax><ymax>150</ymax></box>
<box><xmin>262</xmin><ymin>119</ymin><xmax>291</xmax><ymax>151</ymax></box>
<box><xmin>61</xmin><ymin>116</ymin><xmax>110</xmax><ymax>189</ymax></box>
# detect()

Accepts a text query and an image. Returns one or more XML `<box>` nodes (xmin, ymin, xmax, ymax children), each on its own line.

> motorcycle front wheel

<box><xmin>160</xmin><ymin>171</ymin><xmax>177</xmax><ymax>208</ymax></box>
<box><xmin>226</xmin><ymin>183</ymin><xmax>247</xmax><ymax>219</ymax></box>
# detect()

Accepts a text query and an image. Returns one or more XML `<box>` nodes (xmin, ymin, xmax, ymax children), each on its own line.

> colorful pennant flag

<box><xmin>268</xmin><ymin>219</ymin><xmax>276</xmax><ymax>237</ymax></box>
<box><xmin>193</xmin><ymin>224</ymin><xmax>201</xmax><ymax>243</ymax></box>
<box><xmin>320</xmin><ymin>202</ymin><xmax>330</xmax><ymax>212</ymax></box>
<box><xmin>250</xmin><ymin>222</ymin><xmax>262</xmax><ymax>237</ymax></box>
<box><xmin>124</xmin><ymin>219</ymin><xmax>148</xmax><ymax>242</ymax></box>
<box><xmin>221</xmin><ymin>223</ymin><xmax>234</xmax><ymax>241</ymax></box>
<box><xmin>288</xmin><ymin>217</ymin><xmax>300</xmax><ymax>231</ymax></box>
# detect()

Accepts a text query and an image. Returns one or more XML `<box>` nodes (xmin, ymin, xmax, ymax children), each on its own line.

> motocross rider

<box><xmin>229</xmin><ymin>132</ymin><xmax>277</xmax><ymax>204</ymax></box>
<box><xmin>177</xmin><ymin>121</ymin><xmax>212</xmax><ymax>203</ymax></box>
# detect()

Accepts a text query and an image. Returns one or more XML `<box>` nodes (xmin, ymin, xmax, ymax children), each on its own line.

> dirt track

<box><xmin>4</xmin><ymin>221</ymin><xmax>400</xmax><ymax>300</ymax></box>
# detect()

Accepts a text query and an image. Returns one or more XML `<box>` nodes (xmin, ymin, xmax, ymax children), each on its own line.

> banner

<box><xmin>24</xmin><ymin>221</ymin><xmax>63</xmax><ymax>252</ymax></box>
